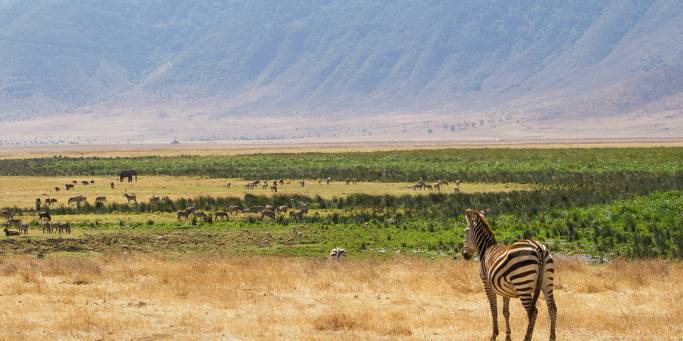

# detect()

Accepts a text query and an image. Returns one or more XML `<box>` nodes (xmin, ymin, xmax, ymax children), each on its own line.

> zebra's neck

<box><xmin>475</xmin><ymin>221</ymin><xmax>497</xmax><ymax>261</ymax></box>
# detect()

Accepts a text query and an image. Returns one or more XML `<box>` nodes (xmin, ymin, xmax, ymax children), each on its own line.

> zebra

<box><xmin>461</xmin><ymin>209</ymin><xmax>556</xmax><ymax>341</ymax></box>
<box><xmin>260</xmin><ymin>210</ymin><xmax>275</xmax><ymax>220</ymax></box>
<box><xmin>329</xmin><ymin>247</ymin><xmax>347</xmax><ymax>259</ymax></box>
<box><xmin>177</xmin><ymin>210</ymin><xmax>190</xmax><ymax>220</ymax></box>
<box><xmin>214</xmin><ymin>211</ymin><xmax>229</xmax><ymax>221</ymax></box>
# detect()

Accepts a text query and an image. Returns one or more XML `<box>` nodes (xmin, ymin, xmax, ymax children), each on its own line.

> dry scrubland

<box><xmin>0</xmin><ymin>176</ymin><xmax>531</xmax><ymax>208</ymax></box>
<box><xmin>0</xmin><ymin>255</ymin><xmax>680</xmax><ymax>340</ymax></box>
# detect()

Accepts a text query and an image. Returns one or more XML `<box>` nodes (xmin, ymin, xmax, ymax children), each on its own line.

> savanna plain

<box><xmin>0</xmin><ymin>144</ymin><xmax>681</xmax><ymax>340</ymax></box>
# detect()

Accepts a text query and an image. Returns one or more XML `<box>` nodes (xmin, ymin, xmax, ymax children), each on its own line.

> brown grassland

<box><xmin>0</xmin><ymin>176</ymin><xmax>531</xmax><ymax>208</ymax></box>
<box><xmin>0</xmin><ymin>255</ymin><xmax>680</xmax><ymax>341</ymax></box>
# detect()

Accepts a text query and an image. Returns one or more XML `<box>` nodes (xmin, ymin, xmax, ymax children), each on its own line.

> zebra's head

<box><xmin>462</xmin><ymin>209</ymin><xmax>487</xmax><ymax>260</ymax></box>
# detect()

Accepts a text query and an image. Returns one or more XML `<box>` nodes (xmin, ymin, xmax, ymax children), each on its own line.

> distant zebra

<box><xmin>193</xmin><ymin>211</ymin><xmax>210</xmax><ymax>222</ymax></box>
<box><xmin>329</xmin><ymin>247</ymin><xmax>347</xmax><ymax>259</ymax></box>
<box><xmin>123</xmin><ymin>193</ymin><xmax>137</xmax><ymax>204</ymax></box>
<box><xmin>461</xmin><ymin>209</ymin><xmax>556</xmax><ymax>341</ymax></box>
<box><xmin>95</xmin><ymin>196</ymin><xmax>107</xmax><ymax>204</ymax></box>
<box><xmin>227</xmin><ymin>205</ymin><xmax>243</xmax><ymax>215</ymax></box>
<box><xmin>214</xmin><ymin>211</ymin><xmax>229</xmax><ymax>221</ymax></box>
<box><xmin>260</xmin><ymin>210</ymin><xmax>275</xmax><ymax>220</ymax></box>
<box><xmin>177</xmin><ymin>210</ymin><xmax>190</xmax><ymax>220</ymax></box>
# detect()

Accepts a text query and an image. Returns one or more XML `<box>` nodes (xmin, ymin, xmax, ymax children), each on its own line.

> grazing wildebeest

<box><xmin>46</xmin><ymin>198</ymin><xmax>58</xmax><ymax>206</ymax></box>
<box><xmin>423</xmin><ymin>184</ymin><xmax>433</xmax><ymax>190</ymax></box>
<box><xmin>68</xmin><ymin>195</ymin><xmax>87</xmax><ymax>207</ymax></box>
<box><xmin>18</xmin><ymin>223</ymin><xmax>29</xmax><ymax>235</ymax></box>
<box><xmin>225</xmin><ymin>182</ymin><xmax>231</xmax><ymax>188</ymax></box>
<box><xmin>345</xmin><ymin>178</ymin><xmax>351</xmax><ymax>185</ymax></box>
<box><xmin>1</xmin><ymin>209</ymin><xmax>14</xmax><ymax>219</ymax></box>
<box><xmin>276</xmin><ymin>206</ymin><xmax>288</xmax><ymax>213</ymax></box>
<box><xmin>65</xmin><ymin>183</ymin><xmax>74</xmax><ymax>191</ymax></box>
<box><xmin>326</xmin><ymin>177</ymin><xmax>331</xmax><ymax>184</ymax></box>
<box><xmin>299</xmin><ymin>180</ymin><xmax>305</xmax><ymax>187</ymax></box>
<box><xmin>193</xmin><ymin>211</ymin><xmax>210</xmax><ymax>222</ymax></box>
<box><xmin>55</xmin><ymin>187</ymin><xmax>60</xmax><ymax>192</ymax></box>
<box><xmin>149</xmin><ymin>195</ymin><xmax>160</xmax><ymax>204</ymax></box>
<box><xmin>279</xmin><ymin>179</ymin><xmax>284</xmax><ymax>185</ymax></box>
<box><xmin>90</xmin><ymin>180</ymin><xmax>95</xmax><ymax>184</ymax></box>
<box><xmin>227</xmin><ymin>206</ymin><xmax>243</xmax><ymax>215</ymax></box>
<box><xmin>433</xmin><ymin>183</ymin><xmax>441</xmax><ymax>191</ymax></box>
<box><xmin>41</xmin><ymin>222</ymin><xmax>52</xmax><ymax>234</ymax></box>
<box><xmin>123</xmin><ymin>193</ymin><xmax>137</xmax><ymax>203</ymax></box>
<box><xmin>185</xmin><ymin>207</ymin><xmax>197</xmax><ymax>214</ymax></box>
<box><xmin>72</xmin><ymin>180</ymin><xmax>78</xmax><ymax>185</ymax></box>
<box><xmin>5</xmin><ymin>218</ymin><xmax>22</xmax><ymax>227</ymax></box>
<box><xmin>329</xmin><ymin>247</ymin><xmax>347</xmax><ymax>259</ymax></box>
<box><xmin>119</xmin><ymin>170</ymin><xmax>137</xmax><ymax>182</ymax></box>
<box><xmin>36</xmin><ymin>198</ymin><xmax>41</xmax><ymax>211</ymax></box>
<box><xmin>177</xmin><ymin>210</ymin><xmax>190</xmax><ymax>220</ymax></box>
<box><xmin>95</xmin><ymin>196</ymin><xmax>107</xmax><ymax>204</ymax></box>
<box><xmin>38</xmin><ymin>211</ymin><xmax>51</xmax><ymax>222</ymax></box>
<box><xmin>110</xmin><ymin>182</ymin><xmax>115</xmax><ymax>189</ymax></box>
<box><xmin>3</xmin><ymin>228</ymin><xmax>20</xmax><ymax>236</ymax></box>
<box><xmin>214</xmin><ymin>211</ymin><xmax>229</xmax><ymax>221</ymax></box>
<box><xmin>53</xmin><ymin>222</ymin><xmax>71</xmax><ymax>234</ymax></box>
<box><xmin>270</xmin><ymin>183</ymin><xmax>278</xmax><ymax>192</ymax></box>
<box><xmin>81</xmin><ymin>181</ymin><xmax>90</xmax><ymax>185</ymax></box>
<box><xmin>260</xmin><ymin>210</ymin><xmax>275</xmax><ymax>220</ymax></box>
<box><xmin>161</xmin><ymin>196</ymin><xmax>172</xmax><ymax>202</ymax></box>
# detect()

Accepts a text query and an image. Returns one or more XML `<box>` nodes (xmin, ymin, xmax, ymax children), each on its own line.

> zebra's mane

<box><xmin>476</xmin><ymin>212</ymin><xmax>496</xmax><ymax>241</ymax></box>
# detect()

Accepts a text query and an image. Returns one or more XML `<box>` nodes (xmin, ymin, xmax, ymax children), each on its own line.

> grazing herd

<box><xmin>176</xmin><ymin>204</ymin><xmax>309</xmax><ymax>222</ymax></box>
<box><xmin>410</xmin><ymin>179</ymin><xmax>462</xmax><ymax>192</ymax></box>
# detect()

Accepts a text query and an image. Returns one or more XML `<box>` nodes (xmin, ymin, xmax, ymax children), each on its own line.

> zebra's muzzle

<box><xmin>462</xmin><ymin>251</ymin><xmax>472</xmax><ymax>260</ymax></box>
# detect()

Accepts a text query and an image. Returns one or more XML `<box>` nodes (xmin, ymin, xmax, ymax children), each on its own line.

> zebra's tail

<box><xmin>530</xmin><ymin>246</ymin><xmax>546</xmax><ymax>314</ymax></box>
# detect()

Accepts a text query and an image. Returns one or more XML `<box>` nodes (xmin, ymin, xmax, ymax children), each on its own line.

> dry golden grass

<box><xmin>0</xmin><ymin>255</ymin><xmax>679</xmax><ymax>340</ymax></box>
<box><xmin>0</xmin><ymin>176</ymin><xmax>531</xmax><ymax>208</ymax></box>
<box><xmin>2</xmin><ymin>139</ymin><xmax>683</xmax><ymax>159</ymax></box>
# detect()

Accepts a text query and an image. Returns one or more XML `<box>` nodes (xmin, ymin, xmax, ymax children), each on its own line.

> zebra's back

<box><xmin>483</xmin><ymin>240</ymin><xmax>554</xmax><ymax>299</ymax></box>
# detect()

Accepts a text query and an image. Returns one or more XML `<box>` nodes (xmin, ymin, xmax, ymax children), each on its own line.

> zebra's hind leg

<box><xmin>483</xmin><ymin>281</ymin><xmax>499</xmax><ymax>340</ymax></box>
<box><xmin>519</xmin><ymin>293</ymin><xmax>538</xmax><ymax>341</ymax></box>
<box><xmin>503</xmin><ymin>297</ymin><xmax>512</xmax><ymax>341</ymax></box>
<box><xmin>544</xmin><ymin>286</ymin><xmax>557</xmax><ymax>341</ymax></box>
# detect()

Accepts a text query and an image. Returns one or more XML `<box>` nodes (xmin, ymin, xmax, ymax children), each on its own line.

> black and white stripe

<box><xmin>462</xmin><ymin>209</ymin><xmax>557</xmax><ymax>341</ymax></box>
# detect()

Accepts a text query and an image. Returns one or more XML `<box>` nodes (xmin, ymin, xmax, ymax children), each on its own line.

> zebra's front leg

<box><xmin>483</xmin><ymin>281</ymin><xmax>499</xmax><ymax>340</ymax></box>
<box><xmin>503</xmin><ymin>297</ymin><xmax>512</xmax><ymax>341</ymax></box>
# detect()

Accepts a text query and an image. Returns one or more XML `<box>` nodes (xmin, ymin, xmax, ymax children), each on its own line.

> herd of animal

<box><xmin>2</xmin><ymin>170</ymin><xmax>558</xmax><ymax>340</ymax></box>
<box><xmin>411</xmin><ymin>179</ymin><xmax>461</xmax><ymax>192</ymax></box>
<box><xmin>175</xmin><ymin>204</ymin><xmax>309</xmax><ymax>222</ymax></box>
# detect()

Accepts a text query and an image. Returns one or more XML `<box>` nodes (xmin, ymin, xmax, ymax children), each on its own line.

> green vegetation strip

<box><xmin>0</xmin><ymin>147</ymin><xmax>681</xmax><ymax>183</ymax></box>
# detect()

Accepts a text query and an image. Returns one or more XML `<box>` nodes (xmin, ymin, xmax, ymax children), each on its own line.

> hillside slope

<box><xmin>0</xmin><ymin>0</ymin><xmax>681</xmax><ymax>142</ymax></box>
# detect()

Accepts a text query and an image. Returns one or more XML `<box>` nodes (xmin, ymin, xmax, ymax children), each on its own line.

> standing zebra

<box><xmin>461</xmin><ymin>209</ymin><xmax>556</xmax><ymax>341</ymax></box>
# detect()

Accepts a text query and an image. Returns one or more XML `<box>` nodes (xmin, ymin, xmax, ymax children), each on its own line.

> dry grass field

<box><xmin>0</xmin><ymin>255</ymin><xmax>679</xmax><ymax>340</ymax></box>
<box><xmin>0</xmin><ymin>176</ymin><xmax>531</xmax><ymax>208</ymax></box>
<box><xmin>1</xmin><ymin>139</ymin><xmax>682</xmax><ymax>159</ymax></box>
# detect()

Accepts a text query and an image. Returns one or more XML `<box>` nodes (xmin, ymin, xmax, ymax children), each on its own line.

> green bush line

<box><xmin>0</xmin><ymin>147</ymin><xmax>681</xmax><ymax>184</ymax></box>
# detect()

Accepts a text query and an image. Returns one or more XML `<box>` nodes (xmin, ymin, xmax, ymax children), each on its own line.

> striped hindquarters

<box><xmin>483</xmin><ymin>240</ymin><xmax>554</xmax><ymax>301</ymax></box>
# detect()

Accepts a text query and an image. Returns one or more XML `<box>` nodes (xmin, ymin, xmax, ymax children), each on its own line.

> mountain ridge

<box><xmin>0</xmin><ymin>0</ymin><xmax>681</xmax><ymax>142</ymax></box>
